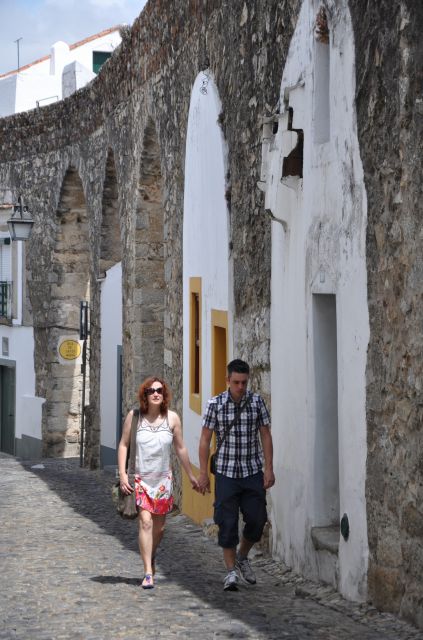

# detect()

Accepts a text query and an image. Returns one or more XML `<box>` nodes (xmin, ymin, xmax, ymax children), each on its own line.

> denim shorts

<box><xmin>213</xmin><ymin>471</ymin><xmax>267</xmax><ymax>548</ymax></box>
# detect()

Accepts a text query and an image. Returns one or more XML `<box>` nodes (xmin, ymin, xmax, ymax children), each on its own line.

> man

<box><xmin>198</xmin><ymin>359</ymin><xmax>275</xmax><ymax>591</ymax></box>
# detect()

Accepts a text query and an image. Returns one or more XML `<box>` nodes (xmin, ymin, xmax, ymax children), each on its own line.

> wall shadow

<box><xmin>19</xmin><ymin>458</ymin><xmax>303</xmax><ymax>638</ymax></box>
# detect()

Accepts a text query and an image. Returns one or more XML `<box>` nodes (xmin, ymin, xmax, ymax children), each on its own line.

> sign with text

<box><xmin>57</xmin><ymin>336</ymin><xmax>83</xmax><ymax>365</ymax></box>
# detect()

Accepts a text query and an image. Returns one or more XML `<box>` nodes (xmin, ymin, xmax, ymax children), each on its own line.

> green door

<box><xmin>0</xmin><ymin>364</ymin><xmax>15</xmax><ymax>455</ymax></box>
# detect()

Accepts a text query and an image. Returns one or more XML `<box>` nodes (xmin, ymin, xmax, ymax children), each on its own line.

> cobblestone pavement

<box><xmin>0</xmin><ymin>454</ymin><xmax>421</xmax><ymax>640</ymax></box>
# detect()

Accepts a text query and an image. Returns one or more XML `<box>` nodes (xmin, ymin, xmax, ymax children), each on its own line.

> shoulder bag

<box><xmin>112</xmin><ymin>408</ymin><xmax>139</xmax><ymax>519</ymax></box>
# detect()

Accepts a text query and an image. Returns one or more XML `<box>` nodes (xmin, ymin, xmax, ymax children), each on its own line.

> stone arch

<box><xmin>133</xmin><ymin>118</ymin><xmax>165</xmax><ymax>384</ymax></box>
<box><xmin>45</xmin><ymin>166</ymin><xmax>90</xmax><ymax>457</ymax></box>
<box><xmin>100</xmin><ymin>148</ymin><xmax>121</xmax><ymax>274</ymax></box>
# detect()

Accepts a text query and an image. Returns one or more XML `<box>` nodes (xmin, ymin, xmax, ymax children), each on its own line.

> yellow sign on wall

<box><xmin>59</xmin><ymin>340</ymin><xmax>81</xmax><ymax>360</ymax></box>
<box><xmin>57</xmin><ymin>337</ymin><xmax>82</xmax><ymax>365</ymax></box>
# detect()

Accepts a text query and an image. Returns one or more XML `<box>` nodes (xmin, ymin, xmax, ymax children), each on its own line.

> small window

<box><xmin>211</xmin><ymin>310</ymin><xmax>228</xmax><ymax>396</ymax></box>
<box><xmin>93</xmin><ymin>51</ymin><xmax>112</xmax><ymax>74</ymax></box>
<box><xmin>0</xmin><ymin>241</ymin><xmax>12</xmax><ymax>281</ymax></box>
<box><xmin>313</xmin><ymin>7</ymin><xmax>330</xmax><ymax>144</ymax></box>
<box><xmin>189</xmin><ymin>277</ymin><xmax>202</xmax><ymax>414</ymax></box>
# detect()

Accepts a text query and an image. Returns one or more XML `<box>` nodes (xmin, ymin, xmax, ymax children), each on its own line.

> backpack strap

<box><xmin>214</xmin><ymin>396</ymin><xmax>251</xmax><ymax>462</ymax></box>
<box><xmin>127</xmin><ymin>408</ymin><xmax>139</xmax><ymax>476</ymax></box>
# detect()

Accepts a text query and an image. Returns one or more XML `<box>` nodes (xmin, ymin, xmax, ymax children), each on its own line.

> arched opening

<box><xmin>182</xmin><ymin>71</ymin><xmax>230</xmax><ymax>523</ymax></box>
<box><xmin>44</xmin><ymin>166</ymin><xmax>90</xmax><ymax>457</ymax></box>
<box><xmin>99</xmin><ymin>149</ymin><xmax>123</xmax><ymax>467</ymax></box>
<box><xmin>100</xmin><ymin>149</ymin><xmax>121</xmax><ymax>274</ymax></box>
<box><xmin>133</xmin><ymin>118</ymin><xmax>165</xmax><ymax>384</ymax></box>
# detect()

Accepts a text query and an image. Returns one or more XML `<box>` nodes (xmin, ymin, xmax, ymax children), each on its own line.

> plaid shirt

<box><xmin>202</xmin><ymin>390</ymin><xmax>271</xmax><ymax>478</ymax></box>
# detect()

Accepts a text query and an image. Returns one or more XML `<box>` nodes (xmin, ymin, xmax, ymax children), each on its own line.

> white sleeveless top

<box><xmin>135</xmin><ymin>415</ymin><xmax>173</xmax><ymax>484</ymax></box>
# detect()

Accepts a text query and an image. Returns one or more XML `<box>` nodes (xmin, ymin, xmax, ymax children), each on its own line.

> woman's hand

<box><xmin>119</xmin><ymin>472</ymin><xmax>134</xmax><ymax>495</ymax></box>
<box><xmin>189</xmin><ymin>474</ymin><xmax>201</xmax><ymax>492</ymax></box>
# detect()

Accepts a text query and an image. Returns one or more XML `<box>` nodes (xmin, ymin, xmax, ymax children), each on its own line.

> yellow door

<box><xmin>182</xmin><ymin>310</ymin><xmax>228</xmax><ymax>524</ymax></box>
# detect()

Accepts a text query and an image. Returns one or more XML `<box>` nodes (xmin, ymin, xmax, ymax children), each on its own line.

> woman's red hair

<box><xmin>138</xmin><ymin>376</ymin><xmax>171</xmax><ymax>415</ymax></box>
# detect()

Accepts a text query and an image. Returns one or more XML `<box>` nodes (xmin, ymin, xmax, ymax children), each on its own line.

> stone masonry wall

<box><xmin>349</xmin><ymin>0</ymin><xmax>423</xmax><ymax>628</ymax></box>
<box><xmin>0</xmin><ymin>0</ymin><xmax>422</xmax><ymax>627</ymax></box>
<box><xmin>0</xmin><ymin>0</ymin><xmax>300</xmax><ymax>468</ymax></box>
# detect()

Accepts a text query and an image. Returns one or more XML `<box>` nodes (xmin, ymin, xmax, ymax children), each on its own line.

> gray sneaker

<box><xmin>223</xmin><ymin>569</ymin><xmax>239</xmax><ymax>591</ymax></box>
<box><xmin>235</xmin><ymin>555</ymin><xmax>256</xmax><ymax>584</ymax></box>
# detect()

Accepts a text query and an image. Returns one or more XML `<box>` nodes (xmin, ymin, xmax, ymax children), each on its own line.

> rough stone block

<box><xmin>368</xmin><ymin>565</ymin><xmax>405</xmax><ymax>612</ymax></box>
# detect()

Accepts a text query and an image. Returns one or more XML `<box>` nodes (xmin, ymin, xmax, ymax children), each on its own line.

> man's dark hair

<box><xmin>227</xmin><ymin>359</ymin><xmax>250</xmax><ymax>376</ymax></box>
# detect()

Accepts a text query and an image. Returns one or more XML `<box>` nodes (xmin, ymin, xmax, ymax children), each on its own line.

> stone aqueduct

<box><xmin>0</xmin><ymin>0</ymin><xmax>422</xmax><ymax>626</ymax></box>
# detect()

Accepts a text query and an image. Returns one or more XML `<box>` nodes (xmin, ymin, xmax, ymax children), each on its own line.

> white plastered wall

<box><xmin>0</xmin><ymin>226</ymin><xmax>44</xmax><ymax>448</ymax></box>
<box><xmin>100</xmin><ymin>262</ymin><xmax>122</xmax><ymax>452</ymax></box>
<box><xmin>183</xmin><ymin>71</ymin><xmax>231</xmax><ymax>464</ymax></box>
<box><xmin>0</xmin><ymin>323</ymin><xmax>44</xmax><ymax>444</ymax></box>
<box><xmin>263</xmin><ymin>0</ymin><xmax>369</xmax><ymax>600</ymax></box>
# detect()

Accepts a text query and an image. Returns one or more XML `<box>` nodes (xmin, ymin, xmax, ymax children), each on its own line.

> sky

<box><xmin>0</xmin><ymin>0</ymin><xmax>148</xmax><ymax>74</ymax></box>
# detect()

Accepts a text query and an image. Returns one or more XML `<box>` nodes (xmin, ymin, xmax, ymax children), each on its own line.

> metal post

<box><xmin>79</xmin><ymin>338</ymin><xmax>87</xmax><ymax>467</ymax></box>
<box><xmin>79</xmin><ymin>301</ymin><xmax>89</xmax><ymax>467</ymax></box>
<box><xmin>14</xmin><ymin>37</ymin><xmax>22</xmax><ymax>72</ymax></box>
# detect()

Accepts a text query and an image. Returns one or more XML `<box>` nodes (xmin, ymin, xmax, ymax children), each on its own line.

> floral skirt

<box><xmin>134</xmin><ymin>470</ymin><xmax>173</xmax><ymax>515</ymax></box>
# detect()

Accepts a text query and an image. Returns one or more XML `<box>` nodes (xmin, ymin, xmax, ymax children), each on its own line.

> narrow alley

<box><xmin>0</xmin><ymin>453</ymin><xmax>420</xmax><ymax>640</ymax></box>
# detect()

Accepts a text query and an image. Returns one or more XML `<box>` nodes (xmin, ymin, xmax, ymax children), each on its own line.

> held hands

<box><xmin>189</xmin><ymin>474</ymin><xmax>201</xmax><ymax>493</ymax></box>
<box><xmin>197</xmin><ymin>471</ymin><xmax>211</xmax><ymax>495</ymax></box>
<box><xmin>119</xmin><ymin>472</ymin><xmax>134</xmax><ymax>495</ymax></box>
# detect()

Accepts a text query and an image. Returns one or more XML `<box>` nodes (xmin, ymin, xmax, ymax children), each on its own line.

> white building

<box><xmin>0</xmin><ymin>26</ymin><xmax>122</xmax><ymax>118</ymax></box>
<box><xmin>176</xmin><ymin>1</ymin><xmax>370</xmax><ymax>604</ymax></box>
<box><xmin>99</xmin><ymin>262</ymin><xmax>123</xmax><ymax>468</ymax></box>
<box><xmin>181</xmin><ymin>70</ymin><xmax>232</xmax><ymax>522</ymax></box>
<box><xmin>260</xmin><ymin>0</ymin><xmax>369</xmax><ymax>601</ymax></box>
<box><xmin>0</xmin><ymin>201</ymin><xmax>44</xmax><ymax>457</ymax></box>
<box><xmin>0</xmin><ymin>26</ymin><xmax>123</xmax><ymax>459</ymax></box>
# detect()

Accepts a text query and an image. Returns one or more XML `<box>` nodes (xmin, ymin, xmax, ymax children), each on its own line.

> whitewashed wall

<box><xmin>0</xmin><ymin>324</ymin><xmax>44</xmax><ymax>452</ymax></box>
<box><xmin>0</xmin><ymin>76</ymin><xmax>18</xmax><ymax>118</ymax></box>
<box><xmin>262</xmin><ymin>0</ymin><xmax>369</xmax><ymax>601</ymax></box>
<box><xmin>100</xmin><ymin>262</ymin><xmax>122</xmax><ymax>462</ymax></box>
<box><xmin>0</xmin><ymin>227</ymin><xmax>44</xmax><ymax>456</ymax></box>
<box><xmin>64</xmin><ymin>32</ymin><xmax>121</xmax><ymax>75</ymax></box>
<box><xmin>3</xmin><ymin>324</ymin><xmax>43</xmax><ymax>445</ymax></box>
<box><xmin>183</xmin><ymin>71</ymin><xmax>230</xmax><ymax>464</ymax></box>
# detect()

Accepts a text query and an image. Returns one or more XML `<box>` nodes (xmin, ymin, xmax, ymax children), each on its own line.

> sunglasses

<box><xmin>145</xmin><ymin>387</ymin><xmax>163</xmax><ymax>396</ymax></box>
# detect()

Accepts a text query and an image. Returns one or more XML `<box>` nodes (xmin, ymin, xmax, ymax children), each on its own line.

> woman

<box><xmin>118</xmin><ymin>376</ymin><xmax>199</xmax><ymax>589</ymax></box>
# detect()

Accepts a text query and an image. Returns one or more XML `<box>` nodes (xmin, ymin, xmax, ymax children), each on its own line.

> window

<box><xmin>0</xmin><ymin>238</ymin><xmax>12</xmax><ymax>319</ymax></box>
<box><xmin>313</xmin><ymin>7</ymin><xmax>330</xmax><ymax>144</ymax></box>
<box><xmin>93</xmin><ymin>51</ymin><xmax>112</xmax><ymax>74</ymax></box>
<box><xmin>211</xmin><ymin>310</ymin><xmax>228</xmax><ymax>396</ymax></box>
<box><xmin>189</xmin><ymin>277</ymin><xmax>202</xmax><ymax>413</ymax></box>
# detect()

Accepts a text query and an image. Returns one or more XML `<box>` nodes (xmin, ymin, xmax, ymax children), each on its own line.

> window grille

<box><xmin>0</xmin><ymin>281</ymin><xmax>12</xmax><ymax>318</ymax></box>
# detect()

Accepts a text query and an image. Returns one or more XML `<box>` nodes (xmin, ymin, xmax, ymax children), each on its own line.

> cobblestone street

<box><xmin>0</xmin><ymin>453</ymin><xmax>421</xmax><ymax>640</ymax></box>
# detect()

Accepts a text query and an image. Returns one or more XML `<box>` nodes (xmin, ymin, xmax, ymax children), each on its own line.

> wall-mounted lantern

<box><xmin>7</xmin><ymin>195</ymin><xmax>34</xmax><ymax>241</ymax></box>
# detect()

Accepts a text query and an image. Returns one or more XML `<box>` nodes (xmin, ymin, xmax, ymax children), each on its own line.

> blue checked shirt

<box><xmin>202</xmin><ymin>390</ymin><xmax>271</xmax><ymax>478</ymax></box>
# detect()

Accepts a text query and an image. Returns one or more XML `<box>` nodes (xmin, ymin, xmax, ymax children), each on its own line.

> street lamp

<box><xmin>7</xmin><ymin>195</ymin><xmax>34</xmax><ymax>241</ymax></box>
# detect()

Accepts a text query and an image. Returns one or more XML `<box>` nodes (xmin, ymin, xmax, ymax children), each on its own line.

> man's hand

<box><xmin>198</xmin><ymin>471</ymin><xmax>211</xmax><ymax>494</ymax></box>
<box><xmin>263</xmin><ymin>468</ymin><xmax>275</xmax><ymax>490</ymax></box>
